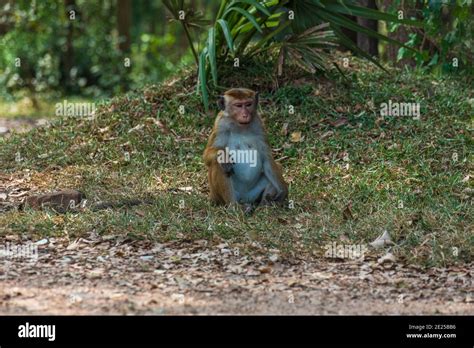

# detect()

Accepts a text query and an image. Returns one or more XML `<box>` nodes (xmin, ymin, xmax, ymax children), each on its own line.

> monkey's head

<box><xmin>218</xmin><ymin>88</ymin><xmax>259</xmax><ymax>126</ymax></box>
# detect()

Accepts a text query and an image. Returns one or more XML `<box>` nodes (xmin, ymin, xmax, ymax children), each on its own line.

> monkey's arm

<box><xmin>203</xmin><ymin>126</ymin><xmax>222</xmax><ymax>166</ymax></box>
<box><xmin>203</xmin><ymin>123</ymin><xmax>234</xmax><ymax>175</ymax></box>
<box><xmin>203</xmin><ymin>133</ymin><xmax>235</xmax><ymax>204</ymax></box>
<box><xmin>204</xmin><ymin>142</ymin><xmax>233</xmax><ymax>176</ymax></box>
<box><xmin>203</xmin><ymin>143</ymin><xmax>219</xmax><ymax>167</ymax></box>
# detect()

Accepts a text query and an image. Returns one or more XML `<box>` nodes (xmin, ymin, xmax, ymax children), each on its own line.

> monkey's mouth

<box><xmin>238</xmin><ymin>118</ymin><xmax>251</xmax><ymax>125</ymax></box>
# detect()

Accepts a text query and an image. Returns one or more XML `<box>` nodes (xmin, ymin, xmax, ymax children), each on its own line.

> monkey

<box><xmin>203</xmin><ymin>88</ymin><xmax>288</xmax><ymax>212</ymax></box>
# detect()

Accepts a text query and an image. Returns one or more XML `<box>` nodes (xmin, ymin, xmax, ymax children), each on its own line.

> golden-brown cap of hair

<box><xmin>223</xmin><ymin>88</ymin><xmax>256</xmax><ymax>100</ymax></box>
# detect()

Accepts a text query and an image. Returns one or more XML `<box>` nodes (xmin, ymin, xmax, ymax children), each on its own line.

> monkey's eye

<box><xmin>234</xmin><ymin>103</ymin><xmax>243</xmax><ymax>108</ymax></box>
<box><xmin>245</xmin><ymin>103</ymin><xmax>252</xmax><ymax>107</ymax></box>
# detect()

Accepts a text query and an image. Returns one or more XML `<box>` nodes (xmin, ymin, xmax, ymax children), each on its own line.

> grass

<box><xmin>0</xmin><ymin>53</ymin><xmax>472</xmax><ymax>267</ymax></box>
<box><xmin>0</xmin><ymin>94</ymin><xmax>97</xmax><ymax>120</ymax></box>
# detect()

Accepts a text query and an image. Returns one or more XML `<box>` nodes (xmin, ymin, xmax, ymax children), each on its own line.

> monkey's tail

<box><xmin>90</xmin><ymin>199</ymin><xmax>154</xmax><ymax>211</ymax></box>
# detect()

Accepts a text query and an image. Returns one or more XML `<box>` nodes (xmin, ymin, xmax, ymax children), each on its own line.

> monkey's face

<box><xmin>231</xmin><ymin>98</ymin><xmax>255</xmax><ymax>125</ymax></box>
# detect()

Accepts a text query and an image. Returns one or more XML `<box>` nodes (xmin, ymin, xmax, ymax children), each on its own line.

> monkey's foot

<box><xmin>242</xmin><ymin>203</ymin><xmax>255</xmax><ymax>216</ymax></box>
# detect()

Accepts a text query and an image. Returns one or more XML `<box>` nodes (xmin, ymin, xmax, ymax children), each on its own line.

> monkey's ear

<box><xmin>217</xmin><ymin>96</ymin><xmax>225</xmax><ymax>111</ymax></box>
<box><xmin>255</xmin><ymin>92</ymin><xmax>259</xmax><ymax>106</ymax></box>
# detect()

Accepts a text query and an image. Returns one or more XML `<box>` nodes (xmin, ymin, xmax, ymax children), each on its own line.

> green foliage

<box><xmin>0</xmin><ymin>1</ymin><xmax>128</xmax><ymax>97</ymax></box>
<box><xmin>273</xmin><ymin>85</ymin><xmax>313</xmax><ymax>105</ymax></box>
<box><xmin>0</xmin><ymin>0</ymin><xmax>195</xmax><ymax>99</ymax></box>
<box><xmin>0</xmin><ymin>1</ymin><xmax>62</xmax><ymax>96</ymax></box>
<box><xmin>164</xmin><ymin>0</ymin><xmax>421</xmax><ymax>110</ymax></box>
<box><xmin>267</xmin><ymin>23</ymin><xmax>338</xmax><ymax>75</ymax></box>
<box><xmin>285</xmin><ymin>0</ymin><xmax>421</xmax><ymax>68</ymax></box>
<box><xmin>129</xmin><ymin>32</ymin><xmax>195</xmax><ymax>89</ymax></box>
<box><xmin>388</xmin><ymin>0</ymin><xmax>473</xmax><ymax>74</ymax></box>
<box><xmin>0</xmin><ymin>0</ymin><xmax>469</xmax><ymax>104</ymax></box>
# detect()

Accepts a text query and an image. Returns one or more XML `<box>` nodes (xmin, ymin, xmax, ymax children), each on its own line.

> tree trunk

<box><xmin>0</xmin><ymin>0</ymin><xmax>13</xmax><ymax>35</ymax></box>
<box><xmin>117</xmin><ymin>0</ymin><xmax>132</xmax><ymax>52</ymax></box>
<box><xmin>61</xmin><ymin>0</ymin><xmax>76</xmax><ymax>92</ymax></box>
<box><xmin>340</xmin><ymin>14</ymin><xmax>357</xmax><ymax>52</ymax></box>
<box><xmin>356</xmin><ymin>0</ymin><xmax>378</xmax><ymax>57</ymax></box>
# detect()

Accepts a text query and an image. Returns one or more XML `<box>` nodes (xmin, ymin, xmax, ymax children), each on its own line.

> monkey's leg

<box><xmin>238</xmin><ymin>176</ymin><xmax>269</xmax><ymax>204</ymax></box>
<box><xmin>239</xmin><ymin>180</ymin><xmax>283</xmax><ymax>213</ymax></box>
<box><xmin>262</xmin><ymin>161</ymin><xmax>287</xmax><ymax>200</ymax></box>
<box><xmin>260</xmin><ymin>182</ymin><xmax>287</xmax><ymax>205</ymax></box>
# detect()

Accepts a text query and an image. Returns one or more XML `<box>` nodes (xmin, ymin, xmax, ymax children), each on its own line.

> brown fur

<box><xmin>223</xmin><ymin>88</ymin><xmax>256</xmax><ymax>100</ymax></box>
<box><xmin>20</xmin><ymin>189</ymin><xmax>85</xmax><ymax>213</ymax></box>
<box><xmin>203</xmin><ymin>88</ymin><xmax>288</xmax><ymax>206</ymax></box>
<box><xmin>203</xmin><ymin>113</ymin><xmax>233</xmax><ymax>204</ymax></box>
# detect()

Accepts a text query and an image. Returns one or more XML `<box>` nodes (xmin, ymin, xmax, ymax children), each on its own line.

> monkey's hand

<box><xmin>220</xmin><ymin>162</ymin><xmax>234</xmax><ymax>176</ymax></box>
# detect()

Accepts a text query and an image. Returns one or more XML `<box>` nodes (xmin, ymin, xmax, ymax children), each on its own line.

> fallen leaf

<box><xmin>128</xmin><ymin>124</ymin><xmax>144</xmax><ymax>133</ymax></box>
<box><xmin>331</xmin><ymin>117</ymin><xmax>348</xmax><ymax>128</ymax></box>
<box><xmin>269</xmin><ymin>254</ymin><xmax>279</xmax><ymax>262</ymax></box>
<box><xmin>377</xmin><ymin>252</ymin><xmax>397</xmax><ymax>264</ymax></box>
<box><xmin>320</xmin><ymin>131</ymin><xmax>334</xmax><ymax>140</ymax></box>
<box><xmin>342</xmin><ymin>201</ymin><xmax>354</xmax><ymax>220</ymax></box>
<box><xmin>259</xmin><ymin>266</ymin><xmax>272</xmax><ymax>274</ymax></box>
<box><xmin>311</xmin><ymin>272</ymin><xmax>332</xmax><ymax>280</ymax></box>
<box><xmin>246</xmin><ymin>269</ymin><xmax>260</xmax><ymax>276</ymax></box>
<box><xmin>370</xmin><ymin>230</ymin><xmax>393</xmax><ymax>249</ymax></box>
<box><xmin>290</xmin><ymin>131</ymin><xmax>303</xmax><ymax>143</ymax></box>
<box><xmin>5</xmin><ymin>235</ymin><xmax>19</xmax><ymax>241</ymax></box>
<box><xmin>88</xmin><ymin>269</ymin><xmax>104</xmax><ymax>279</ymax></box>
<box><xmin>66</xmin><ymin>239</ymin><xmax>81</xmax><ymax>250</ymax></box>
<box><xmin>148</xmin><ymin>118</ymin><xmax>170</xmax><ymax>134</ymax></box>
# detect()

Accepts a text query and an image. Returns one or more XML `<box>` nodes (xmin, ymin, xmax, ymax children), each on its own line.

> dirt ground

<box><xmin>0</xmin><ymin>234</ymin><xmax>472</xmax><ymax>315</ymax></box>
<box><xmin>0</xmin><ymin>117</ymin><xmax>48</xmax><ymax>137</ymax></box>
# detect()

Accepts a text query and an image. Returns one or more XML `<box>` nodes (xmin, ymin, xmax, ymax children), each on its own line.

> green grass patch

<box><xmin>0</xmin><ymin>57</ymin><xmax>472</xmax><ymax>267</ymax></box>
